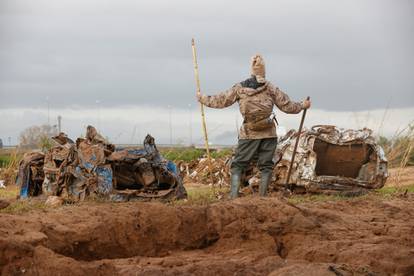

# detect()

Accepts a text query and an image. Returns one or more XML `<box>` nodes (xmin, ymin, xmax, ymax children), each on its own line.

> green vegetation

<box><xmin>0</xmin><ymin>151</ymin><xmax>21</xmax><ymax>186</ymax></box>
<box><xmin>211</xmin><ymin>149</ymin><xmax>233</xmax><ymax>159</ymax></box>
<box><xmin>0</xmin><ymin>186</ymin><xmax>19</xmax><ymax>199</ymax></box>
<box><xmin>171</xmin><ymin>186</ymin><xmax>229</xmax><ymax>206</ymax></box>
<box><xmin>374</xmin><ymin>183</ymin><xmax>414</xmax><ymax>197</ymax></box>
<box><xmin>162</xmin><ymin>148</ymin><xmax>205</xmax><ymax>161</ymax></box>
<box><xmin>0</xmin><ymin>185</ymin><xmax>46</xmax><ymax>214</ymax></box>
<box><xmin>161</xmin><ymin>148</ymin><xmax>233</xmax><ymax>162</ymax></box>
<box><xmin>0</xmin><ymin>155</ymin><xmax>12</xmax><ymax>167</ymax></box>
<box><xmin>0</xmin><ymin>200</ymin><xmax>46</xmax><ymax>214</ymax></box>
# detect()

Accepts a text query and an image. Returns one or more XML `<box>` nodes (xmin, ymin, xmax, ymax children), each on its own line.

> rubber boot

<box><xmin>230</xmin><ymin>170</ymin><xmax>242</xmax><ymax>199</ymax></box>
<box><xmin>259</xmin><ymin>171</ymin><xmax>272</xmax><ymax>196</ymax></box>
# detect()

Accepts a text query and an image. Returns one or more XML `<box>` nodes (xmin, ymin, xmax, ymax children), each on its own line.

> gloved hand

<box><xmin>302</xmin><ymin>98</ymin><xmax>311</xmax><ymax>109</ymax></box>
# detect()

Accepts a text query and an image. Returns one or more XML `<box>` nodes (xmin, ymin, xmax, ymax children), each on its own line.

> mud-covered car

<box><xmin>17</xmin><ymin>126</ymin><xmax>187</xmax><ymax>201</ymax></box>
<box><xmin>107</xmin><ymin>135</ymin><xmax>187</xmax><ymax>201</ymax></box>
<box><xmin>246</xmin><ymin>125</ymin><xmax>388</xmax><ymax>194</ymax></box>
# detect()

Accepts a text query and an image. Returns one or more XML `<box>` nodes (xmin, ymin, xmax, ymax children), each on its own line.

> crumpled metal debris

<box><xmin>17</xmin><ymin>126</ymin><xmax>187</xmax><ymax>201</ymax></box>
<box><xmin>247</xmin><ymin>125</ymin><xmax>388</xmax><ymax>194</ymax></box>
<box><xmin>107</xmin><ymin>134</ymin><xmax>187</xmax><ymax>201</ymax></box>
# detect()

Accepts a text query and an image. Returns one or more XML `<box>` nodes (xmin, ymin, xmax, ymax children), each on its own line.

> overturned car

<box><xmin>17</xmin><ymin>126</ymin><xmax>187</xmax><ymax>201</ymax></box>
<box><xmin>246</xmin><ymin>125</ymin><xmax>388</xmax><ymax>194</ymax></box>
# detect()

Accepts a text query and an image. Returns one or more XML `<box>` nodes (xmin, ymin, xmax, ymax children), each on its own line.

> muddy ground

<box><xmin>1</xmin><ymin>190</ymin><xmax>414</xmax><ymax>276</ymax></box>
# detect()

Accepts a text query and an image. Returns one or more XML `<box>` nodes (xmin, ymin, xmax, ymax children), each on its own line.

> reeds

<box><xmin>0</xmin><ymin>149</ymin><xmax>20</xmax><ymax>186</ymax></box>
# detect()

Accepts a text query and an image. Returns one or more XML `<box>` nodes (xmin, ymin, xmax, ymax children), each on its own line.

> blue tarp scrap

<box><xmin>166</xmin><ymin>160</ymin><xmax>178</xmax><ymax>176</ymax></box>
<box><xmin>126</xmin><ymin>149</ymin><xmax>147</xmax><ymax>155</ymax></box>
<box><xmin>66</xmin><ymin>166</ymin><xmax>87</xmax><ymax>198</ymax></box>
<box><xmin>68</xmin><ymin>165</ymin><xmax>113</xmax><ymax>196</ymax></box>
<box><xmin>82</xmin><ymin>162</ymin><xmax>94</xmax><ymax>171</ymax></box>
<box><xmin>19</xmin><ymin>168</ymin><xmax>30</xmax><ymax>198</ymax></box>
<box><xmin>96</xmin><ymin>166</ymin><xmax>113</xmax><ymax>195</ymax></box>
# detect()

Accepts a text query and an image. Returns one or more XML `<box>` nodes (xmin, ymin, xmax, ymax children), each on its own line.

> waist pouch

<box><xmin>245</xmin><ymin>116</ymin><xmax>275</xmax><ymax>131</ymax></box>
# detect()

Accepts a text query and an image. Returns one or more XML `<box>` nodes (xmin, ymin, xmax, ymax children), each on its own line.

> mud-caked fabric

<box><xmin>231</xmin><ymin>138</ymin><xmax>278</xmax><ymax>175</ymax></box>
<box><xmin>199</xmin><ymin>81</ymin><xmax>303</xmax><ymax>139</ymax></box>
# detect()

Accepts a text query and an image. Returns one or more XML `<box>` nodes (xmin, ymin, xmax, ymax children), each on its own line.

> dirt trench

<box><xmin>1</xmin><ymin>195</ymin><xmax>414</xmax><ymax>275</ymax></box>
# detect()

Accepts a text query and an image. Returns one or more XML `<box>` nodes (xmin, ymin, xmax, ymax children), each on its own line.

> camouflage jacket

<box><xmin>199</xmin><ymin>81</ymin><xmax>303</xmax><ymax>139</ymax></box>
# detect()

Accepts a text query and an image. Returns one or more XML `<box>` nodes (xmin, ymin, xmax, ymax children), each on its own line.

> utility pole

<box><xmin>96</xmin><ymin>100</ymin><xmax>101</xmax><ymax>132</ymax></box>
<box><xmin>46</xmin><ymin>96</ymin><xmax>50</xmax><ymax>125</ymax></box>
<box><xmin>57</xmin><ymin>115</ymin><xmax>62</xmax><ymax>133</ymax></box>
<box><xmin>168</xmin><ymin>105</ymin><xmax>173</xmax><ymax>145</ymax></box>
<box><xmin>130</xmin><ymin>125</ymin><xmax>137</xmax><ymax>144</ymax></box>
<box><xmin>188</xmin><ymin>103</ymin><xmax>193</xmax><ymax>145</ymax></box>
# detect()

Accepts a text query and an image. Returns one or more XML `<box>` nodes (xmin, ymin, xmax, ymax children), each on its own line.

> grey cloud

<box><xmin>0</xmin><ymin>0</ymin><xmax>413</xmax><ymax>111</ymax></box>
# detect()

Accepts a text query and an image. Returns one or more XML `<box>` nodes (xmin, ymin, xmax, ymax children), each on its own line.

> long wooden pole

<box><xmin>191</xmin><ymin>38</ymin><xmax>214</xmax><ymax>185</ymax></box>
<box><xmin>285</xmin><ymin>96</ymin><xmax>310</xmax><ymax>185</ymax></box>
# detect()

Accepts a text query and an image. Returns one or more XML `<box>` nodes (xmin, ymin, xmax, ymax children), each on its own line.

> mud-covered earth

<box><xmin>1</xmin><ymin>192</ymin><xmax>413</xmax><ymax>276</ymax></box>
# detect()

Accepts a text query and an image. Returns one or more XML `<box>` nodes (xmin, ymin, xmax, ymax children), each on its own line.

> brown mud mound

<box><xmin>1</xmin><ymin>196</ymin><xmax>414</xmax><ymax>275</ymax></box>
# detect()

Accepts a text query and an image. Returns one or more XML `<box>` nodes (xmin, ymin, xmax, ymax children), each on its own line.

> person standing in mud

<box><xmin>197</xmin><ymin>54</ymin><xmax>311</xmax><ymax>198</ymax></box>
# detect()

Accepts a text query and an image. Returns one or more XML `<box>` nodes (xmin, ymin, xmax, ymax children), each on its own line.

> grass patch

<box><xmin>0</xmin><ymin>186</ymin><xmax>19</xmax><ymax>199</ymax></box>
<box><xmin>0</xmin><ymin>186</ymin><xmax>47</xmax><ymax>214</ymax></box>
<box><xmin>374</xmin><ymin>183</ymin><xmax>414</xmax><ymax>197</ymax></box>
<box><xmin>0</xmin><ymin>151</ymin><xmax>22</xmax><ymax>167</ymax></box>
<box><xmin>210</xmin><ymin>149</ymin><xmax>233</xmax><ymax>159</ymax></box>
<box><xmin>171</xmin><ymin>185</ymin><xmax>229</xmax><ymax>206</ymax></box>
<box><xmin>162</xmin><ymin>148</ymin><xmax>205</xmax><ymax>162</ymax></box>
<box><xmin>0</xmin><ymin>155</ymin><xmax>12</xmax><ymax>167</ymax></box>
<box><xmin>161</xmin><ymin>148</ymin><xmax>233</xmax><ymax>162</ymax></box>
<box><xmin>0</xmin><ymin>200</ymin><xmax>46</xmax><ymax>214</ymax></box>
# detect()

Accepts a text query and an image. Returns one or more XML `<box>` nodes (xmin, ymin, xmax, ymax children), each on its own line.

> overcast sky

<box><xmin>0</xmin><ymin>0</ymin><xmax>413</xmax><ymax>145</ymax></box>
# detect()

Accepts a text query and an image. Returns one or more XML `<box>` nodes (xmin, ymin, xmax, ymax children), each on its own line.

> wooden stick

<box><xmin>191</xmin><ymin>38</ymin><xmax>215</xmax><ymax>186</ymax></box>
<box><xmin>285</xmin><ymin>96</ymin><xmax>310</xmax><ymax>186</ymax></box>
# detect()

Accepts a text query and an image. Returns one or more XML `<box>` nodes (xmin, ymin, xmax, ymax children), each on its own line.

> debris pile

<box><xmin>180</xmin><ymin>157</ymin><xmax>231</xmax><ymax>186</ymax></box>
<box><xmin>16</xmin><ymin>126</ymin><xmax>187</xmax><ymax>202</ymax></box>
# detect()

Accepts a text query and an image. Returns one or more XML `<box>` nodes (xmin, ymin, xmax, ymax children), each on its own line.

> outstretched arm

<box><xmin>271</xmin><ymin>86</ymin><xmax>309</xmax><ymax>114</ymax></box>
<box><xmin>197</xmin><ymin>84</ymin><xmax>240</xmax><ymax>109</ymax></box>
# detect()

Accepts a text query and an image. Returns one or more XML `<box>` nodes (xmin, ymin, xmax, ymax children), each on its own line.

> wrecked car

<box><xmin>108</xmin><ymin>135</ymin><xmax>187</xmax><ymax>201</ymax></box>
<box><xmin>17</xmin><ymin>126</ymin><xmax>187</xmax><ymax>201</ymax></box>
<box><xmin>246</xmin><ymin>125</ymin><xmax>388</xmax><ymax>194</ymax></box>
